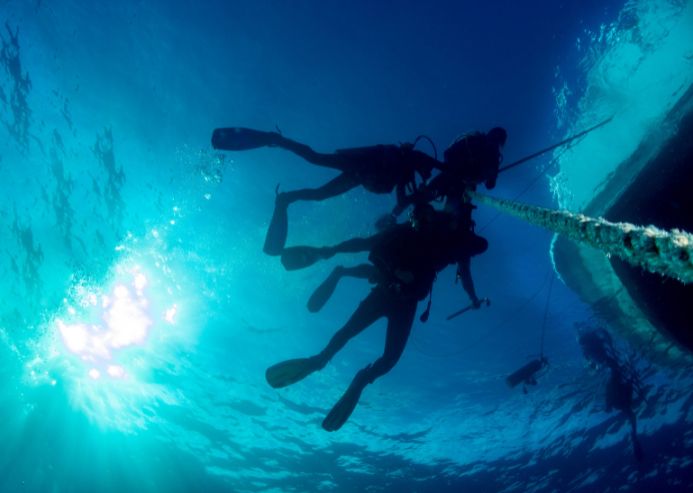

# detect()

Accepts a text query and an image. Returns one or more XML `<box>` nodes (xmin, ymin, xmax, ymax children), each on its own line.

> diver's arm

<box><xmin>457</xmin><ymin>257</ymin><xmax>481</xmax><ymax>307</ymax></box>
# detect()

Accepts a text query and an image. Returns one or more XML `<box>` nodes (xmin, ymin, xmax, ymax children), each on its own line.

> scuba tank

<box><xmin>507</xmin><ymin>272</ymin><xmax>555</xmax><ymax>393</ymax></box>
<box><xmin>506</xmin><ymin>357</ymin><xmax>549</xmax><ymax>393</ymax></box>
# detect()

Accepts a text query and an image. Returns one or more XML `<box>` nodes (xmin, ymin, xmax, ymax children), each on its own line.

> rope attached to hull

<box><xmin>468</xmin><ymin>191</ymin><xmax>693</xmax><ymax>284</ymax></box>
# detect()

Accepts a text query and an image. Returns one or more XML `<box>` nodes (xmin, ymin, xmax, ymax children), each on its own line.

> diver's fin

<box><xmin>281</xmin><ymin>246</ymin><xmax>328</xmax><ymax>271</ymax></box>
<box><xmin>265</xmin><ymin>357</ymin><xmax>322</xmax><ymax>389</ymax></box>
<box><xmin>263</xmin><ymin>193</ymin><xmax>289</xmax><ymax>256</ymax></box>
<box><xmin>322</xmin><ymin>366</ymin><xmax>371</xmax><ymax>432</ymax></box>
<box><xmin>307</xmin><ymin>267</ymin><xmax>344</xmax><ymax>313</ymax></box>
<box><xmin>211</xmin><ymin>127</ymin><xmax>281</xmax><ymax>151</ymax></box>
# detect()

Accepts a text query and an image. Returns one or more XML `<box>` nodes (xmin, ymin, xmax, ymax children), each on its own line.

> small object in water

<box><xmin>506</xmin><ymin>356</ymin><xmax>549</xmax><ymax>393</ymax></box>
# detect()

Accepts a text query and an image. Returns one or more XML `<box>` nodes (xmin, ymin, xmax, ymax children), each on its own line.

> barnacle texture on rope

<box><xmin>468</xmin><ymin>191</ymin><xmax>693</xmax><ymax>284</ymax></box>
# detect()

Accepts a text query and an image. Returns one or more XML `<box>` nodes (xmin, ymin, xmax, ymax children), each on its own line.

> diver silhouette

<box><xmin>211</xmin><ymin>127</ymin><xmax>437</xmax><ymax>255</ymax></box>
<box><xmin>579</xmin><ymin>327</ymin><xmax>645</xmax><ymax>462</ymax></box>
<box><xmin>266</xmin><ymin>204</ymin><xmax>488</xmax><ymax>431</ymax></box>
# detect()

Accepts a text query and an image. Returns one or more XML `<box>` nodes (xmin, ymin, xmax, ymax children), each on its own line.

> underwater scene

<box><xmin>1</xmin><ymin>0</ymin><xmax>692</xmax><ymax>492</ymax></box>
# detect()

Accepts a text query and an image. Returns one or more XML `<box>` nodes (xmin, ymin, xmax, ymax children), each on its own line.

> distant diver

<box><xmin>210</xmin><ymin>127</ymin><xmax>437</xmax><ymax>255</ymax></box>
<box><xmin>605</xmin><ymin>366</ymin><xmax>644</xmax><ymax>462</ymax></box>
<box><xmin>578</xmin><ymin>327</ymin><xmax>645</xmax><ymax>462</ymax></box>
<box><xmin>266</xmin><ymin>203</ymin><xmax>488</xmax><ymax>431</ymax></box>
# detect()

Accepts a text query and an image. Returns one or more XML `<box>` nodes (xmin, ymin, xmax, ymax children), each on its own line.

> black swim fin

<box><xmin>264</xmin><ymin>194</ymin><xmax>289</xmax><ymax>256</ymax></box>
<box><xmin>322</xmin><ymin>366</ymin><xmax>371</xmax><ymax>432</ymax></box>
<box><xmin>265</xmin><ymin>357</ymin><xmax>323</xmax><ymax>389</ymax></box>
<box><xmin>211</xmin><ymin>127</ymin><xmax>281</xmax><ymax>151</ymax></box>
<box><xmin>281</xmin><ymin>246</ymin><xmax>331</xmax><ymax>271</ymax></box>
<box><xmin>307</xmin><ymin>267</ymin><xmax>344</xmax><ymax>313</ymax></box>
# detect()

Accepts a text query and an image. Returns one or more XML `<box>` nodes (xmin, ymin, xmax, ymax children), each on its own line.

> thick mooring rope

<box><xmin>468</xmin><ymin>191</ymin><xmax>693</xmax><ymax>284</ymax></box>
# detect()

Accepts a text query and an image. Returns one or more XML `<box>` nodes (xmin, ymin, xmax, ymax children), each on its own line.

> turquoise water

<box><xmin>1</xmin><ymin>1</ymin><xmax>692</xmax><ymax>492</ymax></box>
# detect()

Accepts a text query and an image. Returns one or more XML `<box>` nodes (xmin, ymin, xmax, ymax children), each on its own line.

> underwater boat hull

<box><xmin>553</xmin><ymin>85</ymin><xmax>693</xmax><ymax>365</ymax></box>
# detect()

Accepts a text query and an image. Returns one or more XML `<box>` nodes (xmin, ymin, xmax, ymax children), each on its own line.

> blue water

<box><xmin>1</xmin><ymin>1</ymin><xmax>692</xmax><ymax>492</ymax></box>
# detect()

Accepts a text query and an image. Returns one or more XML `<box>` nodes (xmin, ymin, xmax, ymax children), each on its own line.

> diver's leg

<box><xmin>211</xmin><ymin>129</ymin><xmax>359</xmax><ymax>172</ymax></box>
<box><xmin>364</xmin><ymin>299</ymin><xmax>417</xmax><ymax>382</ymax></box>
<box><xmin>263</xmin><ymin>174</ymin><xmax>358</xmax><ymax>256</ymax></box>
<box><xmin>322</xmin><ymin>298</ymin><xmax>417</xmax><ymax>431</ymax></box>
<box><xmin>266</xmin><ymin>288</ymin><xmax>384</xmax><ymax>389</ymax></box>
<box><xmin>281</xmin><ymin>172</ymin><xmax>358</xmax><ymax>204</ymax></box>
<box><xmin>315</xmin><ymin>288</ymin><xmax>385</xmax><ymax>365</ymax></box>
<box><xmin>307</xmin><ymin>264</ymin><xmax>378</xmax><ymax>313</ymax></box>
<box><xmin>274</xmin><ymin>135</ymin><xmax>353</xmax><ymax>171</ymax></box>
<box><xmin>345</xmin><ymin>264</ymin><xmax>380</xmax><ymax>281</ymax></box>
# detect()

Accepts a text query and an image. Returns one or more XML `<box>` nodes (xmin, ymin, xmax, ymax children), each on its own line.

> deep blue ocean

<box><xmin>1</xmin><ymin>1</ymin><xmax>692</xmax><ymax>492</ymax></box>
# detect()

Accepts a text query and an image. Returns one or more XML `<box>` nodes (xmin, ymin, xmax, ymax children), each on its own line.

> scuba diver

<box><xmin>266</xmin><ymin>203</ymin><xmax>488</xmax><ymax>431</ymax></box>
<box><xmin>210</xmin><ymin>127</ymin><xmax>437</xmax><ymax>255</ymax></box>
<box><xmin>578</xmin><ymin>327</ymin><xmax>645</xmax><ymax>462</ymax></box>
<box><xmin>605</xmin><ymin>366</ymin><xmax>643</xmax><ymax>462</ymax></box>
